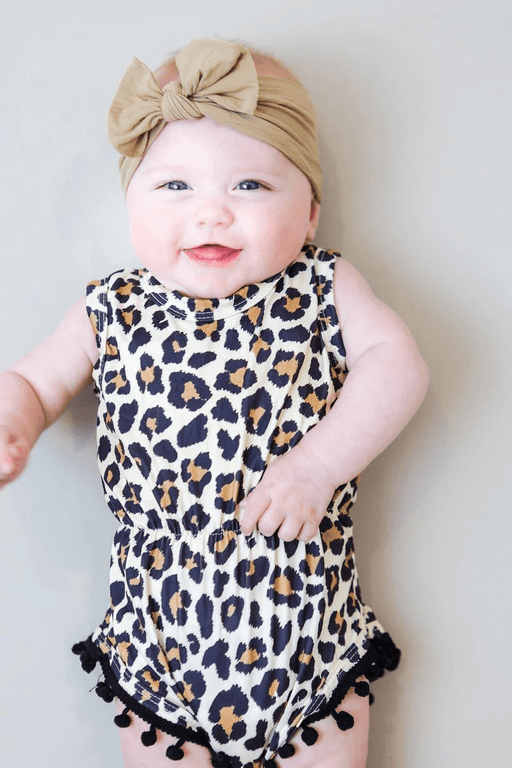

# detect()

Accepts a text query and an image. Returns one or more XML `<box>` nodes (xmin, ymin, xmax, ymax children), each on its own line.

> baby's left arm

<box><xmin>239</xmin><ymin>258</ymin><xmax>429</xmax><ymax>541</ymax></box>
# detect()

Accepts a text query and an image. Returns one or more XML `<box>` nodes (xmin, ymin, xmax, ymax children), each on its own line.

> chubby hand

<box><xmin>238</xmin><ymin>447</ymin><xmax>336</xmax><ymax>542</ymax></box>
<box><xmin>0</xmin><ymin>426</ymin><xmax>29</xmax><ymax>488</ymax></box>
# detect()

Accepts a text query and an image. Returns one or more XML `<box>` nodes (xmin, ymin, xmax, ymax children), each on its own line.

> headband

<box><xmin>108</xmin><ymin>38</ymin><xmax>322</xmax><ymax>202</ymax></box>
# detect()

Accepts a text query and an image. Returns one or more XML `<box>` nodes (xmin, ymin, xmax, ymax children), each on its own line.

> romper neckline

<box><xmin>139</xmin><ymin>260</ymin><xmax>289</xmax><ymax>322</ymax></box>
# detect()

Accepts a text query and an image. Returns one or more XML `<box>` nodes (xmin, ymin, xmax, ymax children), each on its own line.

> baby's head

<box><xmin>108</xmin><ymin>39</ymin><xmax>322</xmax><ymax>298</ymax></box>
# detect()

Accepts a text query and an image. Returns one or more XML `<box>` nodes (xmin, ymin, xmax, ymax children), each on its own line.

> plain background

<box><xmin>1</xmin><ymin>1</ymin><xmax>510</xmax><ymax>766</ymax></box>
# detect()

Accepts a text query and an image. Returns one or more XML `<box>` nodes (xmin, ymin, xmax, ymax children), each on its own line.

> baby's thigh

<box><xmin>114</xmin><ymin>700</ymin><xmax>212</xmax><ymax>768</ymax></box>
<box><xmin>278</xmin><ymin>690</ymin><xmax>370</xmax><ymax>768</ymax></box>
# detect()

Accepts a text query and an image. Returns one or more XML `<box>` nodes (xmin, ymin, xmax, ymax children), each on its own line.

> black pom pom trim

<box><xmin>300</xmin><ymin>631</ymin><xmax>400</xmax><ymax>732</ymax></box>
<box><xmin>72</xmin><ymin>640</ymin><xmax>98</xmax><ymax>674</ymax></box>
<box><xmin>354</xmin><ymin>680</ymin><xmax>370</xmax><ymax>697</ymax></box>
<box><xmin>301</xmin><ymin>726</ymin><xmax>319</xmax><ymax>746</ymax></box>
<box><xmin>74</xmin><ymin>632</ymin><xmax>398</xmax><ymax>768</ymax></box>
<box><xmin>166</xmin><ymin>742</ymin><xmax>185</xmax><ymax>761</ymax></box>
<box><xmin>95</xmin><ymin>680</ymin><xmax>115</xmax><ymax>703</ymax></box>
<box><xmin>333</xmin><ymin>710</ymin><xmax>355</xmax><ymax>731</ymax></box>
<box><xmin>73</xmin><ymin>636</ymin><xmax>211</xmax><ymax>751</ymax></box>
<box><xmin>72</xmin><ymin>642</ymin><xmax>86</xmax><ymax>656</ymax></box>
<box><xmin>114</xmin><ymin>706</ymin><xmax>132</xmax><ymax>729</ymax></box>
<box><xmin>278</xmin><ymin>743</ymin><xmax>296</xmax><ymax>759</ymax></box>
<box><xmin>141</xmin><ymin>723</ymin><xmax>158</xmax><ymax>747</ymax></box>
<box><xmin>211</xmin><ymin>752</ymin><xmax>232</xmax><ymax>767</ymax></box>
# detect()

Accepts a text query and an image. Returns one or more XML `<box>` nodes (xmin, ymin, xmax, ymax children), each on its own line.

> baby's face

<box><xmin>126</xmin><ymin>117</ymin><xmax>319</xmax><ymax>298</ymax></box>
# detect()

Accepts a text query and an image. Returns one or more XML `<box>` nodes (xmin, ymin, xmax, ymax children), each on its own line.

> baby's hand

<box><xmin>0</xmin><ymin>426</ymin><xmax>29</xmax><ymax>488</ymax></box>
<box><xmin>239</xmin><ymin>447</ymin><xmax>336</xmax><ymax>542</ymax></box>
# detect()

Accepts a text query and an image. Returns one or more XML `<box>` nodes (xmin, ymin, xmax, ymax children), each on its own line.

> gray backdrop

<box><xmin>1</xmin><ymin>1</ymin><xmax>510</xmax><ymax>766</ymax></box>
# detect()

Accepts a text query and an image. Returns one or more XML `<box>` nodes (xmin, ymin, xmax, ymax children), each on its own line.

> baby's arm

<box><xmin>240</xmin><ymin>258</ymin><xmax>429</xmax><ymax>541</ymax></box>
<box><xmin>0</xmin><ymin>299</ymin><xmax>97</xmax><ymax>487</ymax></box>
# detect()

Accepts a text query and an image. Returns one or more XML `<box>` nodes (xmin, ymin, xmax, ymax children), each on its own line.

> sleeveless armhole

<box><xmin>85</xmin><ymin>278</ymin><xmax>108</xmax><ymax>392</ymax></box>
<box><xmin>312</xmin><ymin>248</ymin><xmax>348</xmax><ymax>393</ymax></box>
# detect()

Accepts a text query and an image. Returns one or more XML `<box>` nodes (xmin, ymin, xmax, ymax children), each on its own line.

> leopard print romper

<box><xmin>74</xmin><ymin>245</ymin><xmax>399</xmax><ymax>768</ymax></box>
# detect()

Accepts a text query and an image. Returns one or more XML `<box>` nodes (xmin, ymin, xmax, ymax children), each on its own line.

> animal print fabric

<box><xmin>78</xmin><ymin>245</ymin><xmax>397</xmax><ymax>767</ymax></box>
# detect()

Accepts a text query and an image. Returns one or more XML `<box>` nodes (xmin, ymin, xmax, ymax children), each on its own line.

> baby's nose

<box><xmin>194</xmin><ymin>199</ymin><xmax>234</xmax><ymax>228</ymax></box>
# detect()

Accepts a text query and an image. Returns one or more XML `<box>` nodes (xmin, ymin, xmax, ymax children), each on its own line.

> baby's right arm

<box><xmin>0</xmin><ymin>298</ymin><xmax>98</xmax><ymax>487</ymax></box>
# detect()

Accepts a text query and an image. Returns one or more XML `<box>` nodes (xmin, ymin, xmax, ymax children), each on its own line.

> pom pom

<box><xmin>278</xmin><ymin>743</ymin><xmax>296</xmax><ymax>759</ymax></box>
<box><xmin>333</xmin><ymin>710</ymin><xmax>355</xmax><ymax>731</ymax></box>
<box><xmin>82</xmin><ymin>655</ymin><xmax>97</xmax><ymax>673</ymax></box>
<box><xmin>374</xmin><ymin>633</ymin><xmax>401</xmax><ymax>671</ymax></box>
<box><xmin>301</xmin><ymin>725</ymin><xmax>318</xmax><ymax>746</ymax></box>
<box><xmin>211</xmin><ymin>752</ymin><xmax>232</xmax><ymax>767</ymax></box>
<box><xmin>354</xmin><ymin>681</ymin><xmax>370</xmax><ymax>697</ymax></box>
<box><xmin>72</xmin><ymin>642</ymin><xmax>86</xmax><ymax>655</ymax></box>
<box><xmin>72</xmin><ymin>640</ymin><xmax>98</xmax><ymax>672</ymax></box>
<box><xmin>166</xmin><ymin>744</ymin><xmax>185</xmax><ymax>761</ymax></box>
<box><xmin>364</xmin><ymin>663</ymin><xmax>383</xmax><ymax>682</ymax></box>
<box><xmin>114</xmin><ymin>707</ymin><xmax>132</xmax><ymax>729</ymax></box>
<box><xmin>95</xmin><ymin>681</ymin><xmax>115</xmax><ymax>703</ymax></box>
<box><xmin>141</xmin><ymin>724</ymin><xmax>158</xmax><ymax>747</ymax></box>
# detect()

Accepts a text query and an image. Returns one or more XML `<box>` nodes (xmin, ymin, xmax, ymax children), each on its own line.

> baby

<box><xmin>0</xmin><ymin>38</ymin><xmax>428</xmax><ymax>768</ymax></box>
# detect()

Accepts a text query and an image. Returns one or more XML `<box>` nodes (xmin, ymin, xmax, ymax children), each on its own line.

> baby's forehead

<box><xmin>154</xmin><ymin>50</ymin><xmax>297</xmax><ymax>89</ymax></box>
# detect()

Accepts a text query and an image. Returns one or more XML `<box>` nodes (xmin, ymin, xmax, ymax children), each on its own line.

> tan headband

<box><xmin>108</xmin><ymin>38</ymin><xmax>322</xmax><ymax>202</ymax></box>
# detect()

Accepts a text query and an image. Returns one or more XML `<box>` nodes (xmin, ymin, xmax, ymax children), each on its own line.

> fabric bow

<box><xmin>108</xmin><ymin>39</ymin><xmax>259</xmax><ymax>158</ymax></box>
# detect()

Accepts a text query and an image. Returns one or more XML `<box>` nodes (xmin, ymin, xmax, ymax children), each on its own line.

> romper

<box><xmin>73</xmin><ymin>244</ymin><xmax>400</xmax><ymax>768</ymax></box>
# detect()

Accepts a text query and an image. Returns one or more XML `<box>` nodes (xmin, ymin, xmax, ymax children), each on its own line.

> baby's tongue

<box><xmin>187</xmin><ymin>245</ymin><xmax>236</xmax><ymax>259</ymax></box>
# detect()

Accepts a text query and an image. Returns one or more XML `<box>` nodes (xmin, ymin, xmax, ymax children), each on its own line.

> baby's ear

<box><xmin>306</xmin><ymin>200</ymin><xmax>320</xmax><ymax>241</ymax></box>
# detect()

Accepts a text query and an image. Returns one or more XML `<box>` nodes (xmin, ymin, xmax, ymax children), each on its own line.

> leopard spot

<box><xmin>203</xmin><ymin>639</ymin><xmax>231</xmax><ymax>680</ymax></box>
<box><xmin>209</xmin><ymin>687</ymin><xmax>248</xmax><ymax>743</ymax></box>
<box><xmin>168</xmin><ymin>372</ymin><xmax>211</xmax><ymax>411</ymax></box>
<box><xmin>129</xmin><ymin>327</ymin><xmax>151</xmax><ymax>353</ymax></box>
<box><xmin>241</xmin><ymin>388</ymin><xmax>272</xmax><ymax>435</ymax></box>
<box><xmin>105</xmin><ymin>367</ymin><xmax>131</xmax><ymax>395</ymax></box>
<box><xmin>251</xmin><ymin>669</ymin><xmax>289</xmax><ymax>710</ymax></box>
<box><xmin>267</xmin><ymin>565</ymin><xmax>303</xmax><ymax>608</ymax></box>
<box><xmin>162</xmin><ymin>331</ymin><xmax>188</xmax><ymax>364</ymax></box>
<box><xmin>177</xmin><ymin>414</ymin><xmax>208</xmax><ymax>448</ymax></box>
<box><xmin>161</xmin><ymin>575</ymin><xmax>191</xmax><ymax>625</ymax></box>
<box><xmin>178</xmin><ymin>670</ymin><xmax>206</xmax><ymax>715</ymax></box>
<box><xmin>235</xmin><ymin>638</ymin><xmax>268</xmax><ymax>673</ymax></box>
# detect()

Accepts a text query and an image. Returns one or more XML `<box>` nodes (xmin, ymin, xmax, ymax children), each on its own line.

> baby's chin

<box><xmin>150</xmin><ymin>268</ymin><xmax>255</xmax><ymax>300</ymax></box>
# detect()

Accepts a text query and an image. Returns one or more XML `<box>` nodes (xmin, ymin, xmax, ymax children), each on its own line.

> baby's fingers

<box><xmin>297</xmin><ymin>520</ymin><xmax>320</xmax><ymax>542</ymax></box>
<box><xmin>239</xmin><ymin>489</ymin><xmax>274</xmax><ymax>536</ymax></box>
<box><xmin>0</xmin><ymin>429</ymin><xmax>27</xmax><ymax>485</ymax></box>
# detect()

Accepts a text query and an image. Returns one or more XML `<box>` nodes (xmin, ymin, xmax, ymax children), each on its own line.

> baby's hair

<box><xmin>154</xmin><ymin>38</ymin><xmax>300</xmax><ymax>89</ymax></box>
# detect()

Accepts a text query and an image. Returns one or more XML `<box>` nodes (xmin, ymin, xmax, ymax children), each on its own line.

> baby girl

<box><xmin>0</xmin><ymin>38</ymin><xmax>428</xmax><ymax>768</ymax></box>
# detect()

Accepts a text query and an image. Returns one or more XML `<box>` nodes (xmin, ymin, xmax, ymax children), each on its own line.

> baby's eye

<box><xmin>235</xmin><ymin>180</ymin><xmax>267</xmax><ymax>191</ymax></box>
<box><xmin>162</xmin><ymin>180</ymin><xmax>190</xmax><ymax>191</ymax></box>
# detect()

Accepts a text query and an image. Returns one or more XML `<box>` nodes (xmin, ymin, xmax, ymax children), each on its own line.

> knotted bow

<box><xmin>108</xmin><ymin>39</ymin><xmax>259</xmax><ymax>158</ymax></box>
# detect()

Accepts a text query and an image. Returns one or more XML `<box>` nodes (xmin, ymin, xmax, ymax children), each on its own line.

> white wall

<box><xmin>1</xmin><ymin>2</ymin><xmax>510</xmax><ymax>766</ymax></box>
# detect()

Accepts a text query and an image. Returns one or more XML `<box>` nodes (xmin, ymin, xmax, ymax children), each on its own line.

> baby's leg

<box><xmin>114</xmin><ymin>700</ymin><xmax>213</xmax><ymax>768</ymax></box>
<box><xmin>277</xmin><ymin>689</ymin><xmax>369</xmax><ymax>768</ymax></box>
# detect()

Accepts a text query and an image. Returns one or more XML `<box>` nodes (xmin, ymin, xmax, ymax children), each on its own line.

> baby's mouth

<box><xmin>184</xmin><ymin>244</ymin><xmax>242</xmax><ymax>263</ymax></box>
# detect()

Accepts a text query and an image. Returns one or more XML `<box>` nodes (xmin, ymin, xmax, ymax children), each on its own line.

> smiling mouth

<box><xmin>184</xmin><ymin>244</ymin><xmax>242</xmax><ymax>264</ymax></box>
